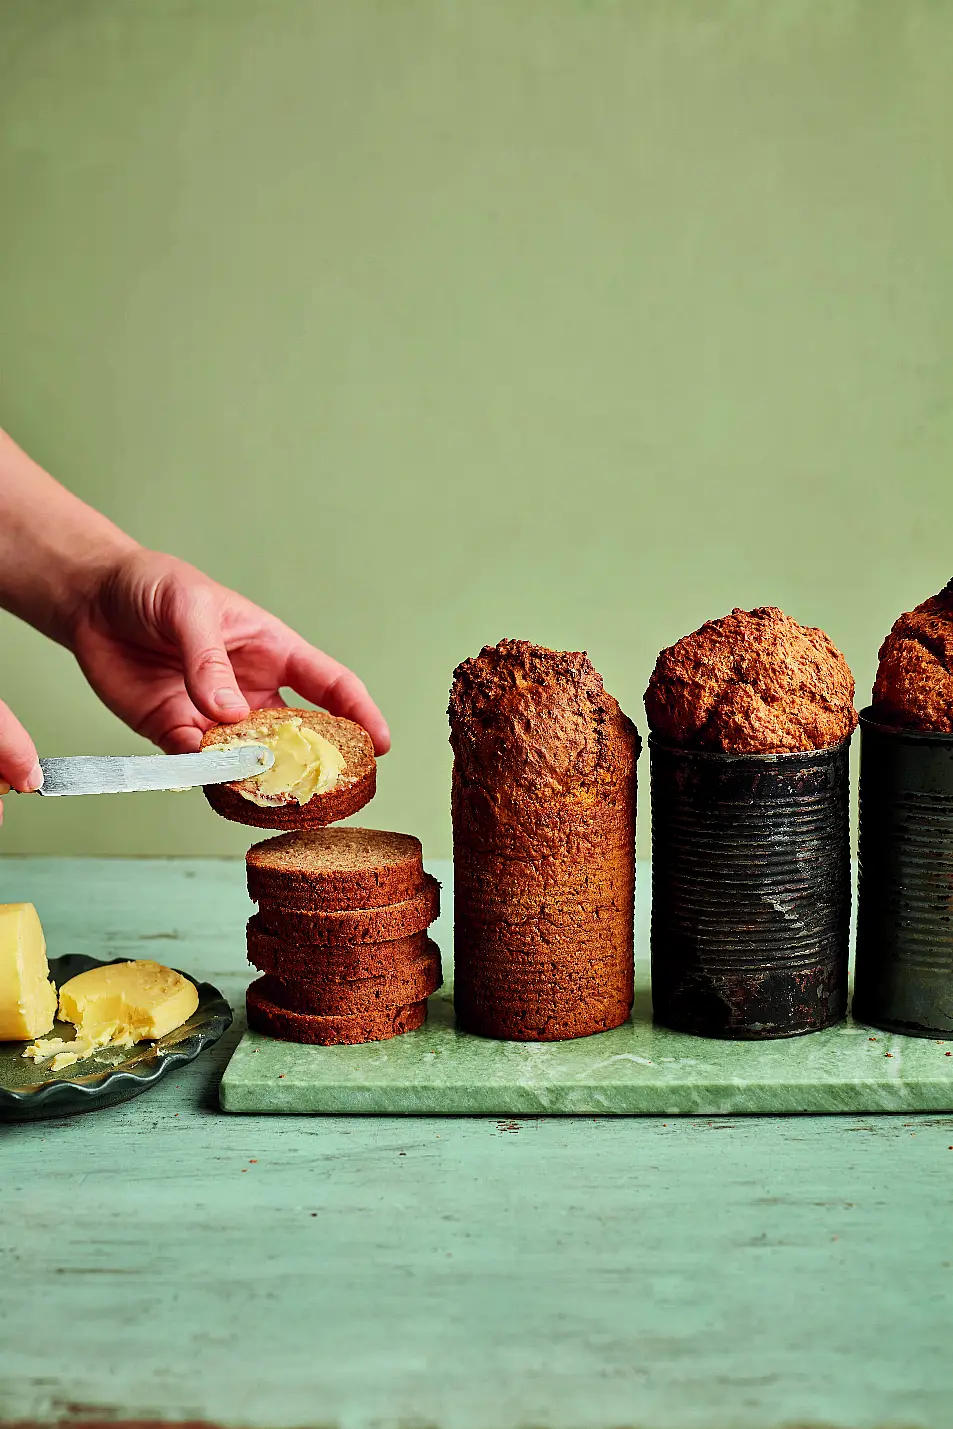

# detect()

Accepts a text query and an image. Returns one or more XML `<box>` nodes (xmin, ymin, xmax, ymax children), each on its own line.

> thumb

<box><xmin>168</xmin><ymin>589</ymin><xmax>250</xmax><ymax>724</ymax></box>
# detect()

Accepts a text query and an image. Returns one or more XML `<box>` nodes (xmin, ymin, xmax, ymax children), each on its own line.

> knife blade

<box><xmin>3</xmin><ymin>745</ymin><xmax>276</xmax><ymax>798</ymax></box>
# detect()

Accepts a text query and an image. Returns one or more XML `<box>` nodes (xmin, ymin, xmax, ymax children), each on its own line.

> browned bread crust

<box><xmin>246</xmin><ymin>828</ymin><xmax>425</xmax><ymax>909</ymax></box>
<box><xmin>449</xmin><ymin>639</ymin><xmax>639</xmax><ymax>1042</ymax></box>
<box><xmin>253</xmin><ymin>945</ymin><xmax>442</xmax><ymax>1017</ymax></box>
<box><xmin>256</xmin><ymin>875</ymin><xmax>440</xmax><ymax>944</ymax></box>
<box><xmin>246</xmin><ymin>977</ymin><xmax>427</xmax><ymax>1045</ymax></box>
<box><xmin>247</xmin><ymin>922</ymin><xmax>432</xmax><ymax>980</ymax></box>
<box><xmin>871</xmin><ymin>579</ymin><xmax>953</xmax><ymax>732</ymax></box>
<box><xmin>644</xmin><ymin>607</ymin><xmax>857</xmax><ymax>754</ymax></box>
<box><xmin>454</xmin><ymin>984</ymin><xmax>631</xmax><ymax>1042</ymax></box>
<box><xmin>454</xmin><ymin>848</ymin><xmax>633</xmax><ymax>912</ymax></box>
<box><xmin>201</xmin><ymin>708</ymin><xmax>376</xmax><ymax>829</ymax></box>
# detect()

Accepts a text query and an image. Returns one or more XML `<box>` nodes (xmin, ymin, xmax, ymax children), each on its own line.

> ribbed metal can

<box><xmin>853</xmin><ymin>710</ymin><xmax>953</xmax><ymax>1036</ymax></box>
<box><xmin>649</xmin><ymin>736</ymin><xmax>851</xmax><ymax>1039</ymax></box>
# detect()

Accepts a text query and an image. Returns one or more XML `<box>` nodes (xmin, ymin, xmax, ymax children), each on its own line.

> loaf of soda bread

<box><xmin>449</xmin><ymin>639</ymin><xmax>639</xmax><ymax>1041</ymax></box>
<box><xmin>872</xmin><ymin>579</ymin><xmax>953</xmax><ymax>732</ymax></box>
<box><xmin>644</xmin><ymin>607</ymin><xmax>857</xmax><ymax>754</ymax></box>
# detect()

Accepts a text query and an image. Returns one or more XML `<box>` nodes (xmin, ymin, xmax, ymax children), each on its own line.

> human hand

<box><xmin>65</xmin><ymin>548</ymin><xmax>391</xmax><ymax>756</ymax></box>
<box><xmin>0</xmin><ymin>700</ymin><xmax>44</xmax><ymax>824</ymax></box>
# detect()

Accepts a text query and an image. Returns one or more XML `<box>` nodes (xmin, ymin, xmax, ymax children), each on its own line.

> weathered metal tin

<box><xmin>852</xmin><ymin>710</ymin><xmax>953</xmax><ymax>1037</ymax></box>
<box><xmin>650</xmin><ymin>736</ymin><xmax>851</xmax><ymax>1039</ymax></box>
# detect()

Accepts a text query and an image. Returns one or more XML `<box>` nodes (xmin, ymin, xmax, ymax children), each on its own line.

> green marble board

<box><xmin>220</xmin><ymin>862</ymin><xmax>953</xmax><ymax>1116</ymax></box>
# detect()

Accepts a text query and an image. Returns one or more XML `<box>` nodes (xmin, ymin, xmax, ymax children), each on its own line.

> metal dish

<box><xmin>0</xmin><ymin>954</ymin><xmax>231</xmax><ymax>1122</ymax></box>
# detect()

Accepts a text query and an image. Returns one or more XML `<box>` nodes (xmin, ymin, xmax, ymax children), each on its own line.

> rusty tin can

<box><xmin>852</xmin><ymin>710</ymin><xmax>953</xmax><ymax>1037</ymax></box>
<box><xmin>649</xmin><ymin>736</ymin><xmax>851</xmax><ymax>1039</ymax></box>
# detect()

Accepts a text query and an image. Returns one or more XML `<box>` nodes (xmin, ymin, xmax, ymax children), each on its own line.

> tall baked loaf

<box><xmin>449</xmin><ymin>640</ymin><xmax>640</xmax><ymax>1041</ymax></box>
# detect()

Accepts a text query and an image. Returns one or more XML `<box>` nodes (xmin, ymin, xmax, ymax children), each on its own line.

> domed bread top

<box><xmin>871</xmin><ymin>579</ymin><xmax>953</xmax><ymax>733</ymax></box>
<box><xmin>200</xmin><ymin>708</ymin><xmax>375</xmax><ymax>829</ymax></box>
<box><xmin>644</xmin><ymin>606</ymin><xmax>857</xmax><ymax>755</ymax></box>
<box><xmin>448</xmin><ymin>639</ymin><xmax>640</xmax><ymax>807</ymax></box>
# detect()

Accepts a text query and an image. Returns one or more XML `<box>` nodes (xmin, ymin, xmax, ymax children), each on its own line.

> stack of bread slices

<box><xmin>200</xmin><ymin>709</ymin><xmax>441</xmax><ymax>1046</ymax></box>
<box><xmin>244</xmin><ymin>829</ymin><xmax>442</xmax><ymax>1045</ymax></box>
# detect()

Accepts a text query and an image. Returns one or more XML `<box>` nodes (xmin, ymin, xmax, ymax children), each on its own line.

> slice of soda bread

<box><xmin>246</xmin><ymin>977</ymin><xmax>427</xmax><ymax>1045</ymax></box>
<box><xmin>201</xmin><ymin>708</ymin><xmax>375</xmax><ymax>829</ymax></box>
<box><xmin>246</xmin><ymin>922</ymin><xmax>432</xmax><ymax>981</ymax></box>
<box><xmin>255</xmin><ymin>875</ymin><xmax>439</xmax><ymax>945</ymax></box>
<box><xmin>245</xmin><ymin>828</ymin><xmax>425</xmax><ymax>910</ymax></box>
<box><xmin>253</xmin><ymin>943</ymin><xmax>442</xmax><ymax>1017</ymax></box>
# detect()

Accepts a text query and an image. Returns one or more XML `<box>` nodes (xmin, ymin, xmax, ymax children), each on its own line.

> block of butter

<box><xmin>25</xmin><ymin>960</ymin><xmax>199</xmax><ymax>1071</ymax></box>
<box><xmin>0</xmin><ymin>903</ymin><xmax>58</xmax><ymax>1041</ymax></box>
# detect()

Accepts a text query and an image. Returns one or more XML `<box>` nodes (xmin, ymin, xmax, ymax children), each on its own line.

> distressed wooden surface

<box><xmin>1</xmin><ymin>858</ymin><xmax>952</xmax><ymax>1429</ymax></box>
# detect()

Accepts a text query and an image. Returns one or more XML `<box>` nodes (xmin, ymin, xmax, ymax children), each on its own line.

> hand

<box><xmin>65</xmin><ymin>548</ymin><xmax>391</xmax><ymax>756</ymax></box>
<box><xmin>0</xmin><ymin>700</ymin><xmax>44</xmax><ymax>824</ymax></box>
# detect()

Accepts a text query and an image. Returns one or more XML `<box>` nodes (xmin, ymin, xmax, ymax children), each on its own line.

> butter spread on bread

<box><xmin>0</xmin><ymin>903</ymin><xmax>58</xmax><ymax>1041</ymax></box>
<box><xmin>25</xmin><ymin>960</ymin><xmax>199</xmax><ymax>1071</ymax></box>
<box><xmin>215</xmin><ymin>717</ymin><xmax>346</xmax><ymax>806</ymax></box>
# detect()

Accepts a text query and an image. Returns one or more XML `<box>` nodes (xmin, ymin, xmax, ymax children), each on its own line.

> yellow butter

<box><xmin>25</xmin><ymin>960</ymin><xmax>198</xmax><ymax>1069</ymax></box>
<box><xmin>0</xmin><ymin>903</ymin><xmax>58</xmax><ymax>1041</ymax></box>
<box><xmin>219</xmin><ymin>717</ymin><xmax>345</xmax><ymax>806</ymax></box>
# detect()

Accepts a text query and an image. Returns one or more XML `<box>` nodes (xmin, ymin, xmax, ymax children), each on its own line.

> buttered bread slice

<box><xmin>201</xmin><ymin>708</ymin><xmax>375</xmax><ymax>829</ymax></box>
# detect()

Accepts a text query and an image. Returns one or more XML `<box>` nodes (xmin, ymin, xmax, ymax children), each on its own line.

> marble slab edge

<box><xmin>219</xmin><ymin>1072</ymin><xmax>953</xmax><ymax>1117</ymax></box>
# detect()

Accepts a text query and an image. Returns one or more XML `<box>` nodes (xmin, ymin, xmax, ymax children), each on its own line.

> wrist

<box><xmin>0</xmin><ymin>429</ymin><xmax>140</xmax><ymax>647</ymax></box>
<box><xmin>53</xmin><ymin>529</ymin><xmax>142</xmax><ymax>649</ymax></box>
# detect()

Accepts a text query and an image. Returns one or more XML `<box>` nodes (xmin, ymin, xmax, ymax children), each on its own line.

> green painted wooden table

<box><xmin>2</xmin><ymin>858</ymin><xmax>952</xmax><ymax>1429</ymax></box>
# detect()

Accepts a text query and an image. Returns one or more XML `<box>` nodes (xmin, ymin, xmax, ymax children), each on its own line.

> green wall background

<box><xmin>0</xmin><ymin>0</ymin><xmax>951</xmax><ymax>859</ymax></box>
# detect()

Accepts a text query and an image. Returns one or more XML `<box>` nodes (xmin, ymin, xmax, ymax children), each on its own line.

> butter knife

<box><xmin>0</xmin><ymin>745</ymin><xmax>275</xmax><ymax>798</ymax></box>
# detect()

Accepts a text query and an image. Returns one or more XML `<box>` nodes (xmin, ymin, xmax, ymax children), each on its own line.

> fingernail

<box><xmin>25</xmin><ymin>762</ymin><xmax>44</xmax><ymax>792</ymax></box>
<box><xmin>215</xmin><ymin>690</ymin><xmax>247</xmax><ymax>712</ymax></box>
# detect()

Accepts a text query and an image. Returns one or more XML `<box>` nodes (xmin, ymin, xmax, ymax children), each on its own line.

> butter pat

<box><xmin>0</xmin><ymin>903</ymin><xmax>58</xmax><ymax>1041</ymax></box>
<box><xmin>57</xmin><ymin>959</ymin><xmax>198</xmax><ymax>1045</ymax></box>
<box><xmin>25</xmin><ymin>960</ymin><xmax>198</xmax><ymax>1070</ymax></box>
<box><xmin>220</xmin><ymin>717</ymin><xmax>346</xmax><ymax>806</ymax></box>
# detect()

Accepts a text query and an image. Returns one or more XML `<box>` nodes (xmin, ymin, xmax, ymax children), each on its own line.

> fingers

<box><xmin>155</xmin><ymin>721</ymin><xmax>204</xmax><ymax>754</ymax></box>
<box><xmin>0</xmin><ymin>699</ymin><xmax>43</xmax><ymax>795</ymax></box>
<box><xmin>287</xmin><ymin>644</ymin><xmax>391</xmax><ymax>755</ymax></box>
<box><xmin>166</xmin><ymin>589</ymin><xmax>250</xmax><ymax>725</ymax></box>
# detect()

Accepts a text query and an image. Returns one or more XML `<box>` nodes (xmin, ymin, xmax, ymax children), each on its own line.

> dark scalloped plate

<box><xmin>0</xmin><ymin>954</ymin><xmax>232</xmax><ymax>1123</ymax></box>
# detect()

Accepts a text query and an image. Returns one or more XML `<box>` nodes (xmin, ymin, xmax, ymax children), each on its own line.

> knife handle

<box><xmin>0</xmin><ymin>783</ymin><xmax>39</xmax><ymax>796</ymax></box>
